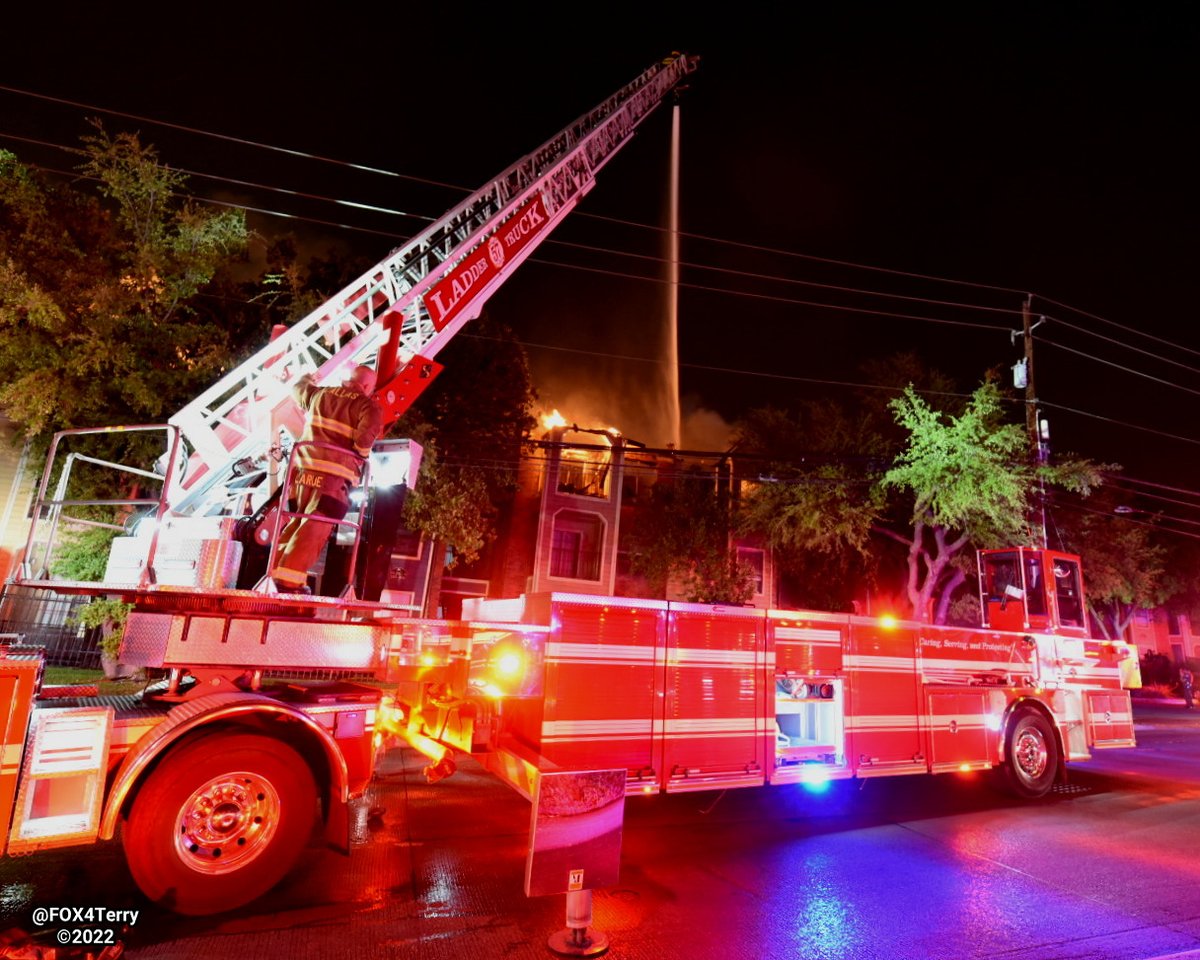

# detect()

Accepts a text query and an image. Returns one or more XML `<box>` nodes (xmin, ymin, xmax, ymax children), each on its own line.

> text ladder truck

<box><xmin>0</xmin><ymin>53</ymin><xmax>699</xmax><ymax>916</ymax></box>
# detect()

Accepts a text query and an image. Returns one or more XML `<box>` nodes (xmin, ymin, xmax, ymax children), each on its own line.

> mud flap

<box><xmin>323</xmin><ymin>793</ymin><xmax>351</xmax><ymax>855</ymax></box>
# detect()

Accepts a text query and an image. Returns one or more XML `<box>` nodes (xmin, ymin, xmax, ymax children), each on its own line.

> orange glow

<box><xmin>494</xmin><ymin>652</ymin><xmax>523</xmax><ymax>676</ymax></box>
<box><xmin>540</xmin><ymin>408</ymin><xmax>622</xmax><ymax>439</ymax></box>
<box><xmin>879</xmin><ymin>614</ymin><xmax>899</xmax><ymax>630</ymax></box>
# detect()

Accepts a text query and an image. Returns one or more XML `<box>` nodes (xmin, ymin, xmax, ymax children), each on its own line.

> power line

<box><xmin>1034</xmin><ymin>292</ymin><xmax>1200</xmax><ymax>362</ymax></box>
<box><xmin>0</xmin><ymin>83</ymin><xmax>460</xmax><ymax>189</ymax></box>
<box><xmin>1037</xmin><ymin>336</ymin><xmax>1200</xmax><ymax>400</ymax></box>
<box><xmin>11</xmin><ymin>118</ymin><xmax>1200</xmax><ymax>461</ymax></box>
<box><xmin>1047</xmin><ymin>497</ymin><xmax>1200</xmax><ymax>542</ymax></box>
<box><xmin>4</xmin><ymin>130</ymin><xmax>1029</xmax><ymax>326</ymax></box>
<box><xmin>1038</xmin><ymin>400</ymin><xmax>1200</xmax><ymax>448</ymax></box>
<box><xmin>528</xmin><ymin>256</ymin><xmax>1014</xmax><ymax>332</ymax></box>
<box><xmin>1112</xmin><ymin>474</ymin><xmax>1200</xmax><ymax>499</ymax></box>
<box><xmin>7</xmin><ymin>82</ymin><xmax>1193</xmax><ymax>384</ymax></box>
<box><xmin>8</xmin><ymin>159</ymin><xmax>415</xmax><ymax>241</ymax></box>
<box><xmin>1103</xmin><ymin>484</ymin><xmax>1200</xmax><ymax>514</ymax></box>
<box><xmin>0</xmin><ymin>90</ymin><xmax>1030</xmax><ymax>302</ymax></box>
<box><xmin>9</xmin><ymin>164</ymin><xmax>1195</xmax><ymax>455</ymax></box>
<box><xmin>0</xmin><ymin>130</ymin><xmax>437</xmax><ymax>225</ymax></box>
<box><xmin>14</xmin><ymin>154</ymin><xmax>1014</xmax><ymax>335</ymax></box>
<box><xmin>1041</xmin><ymin>311</ymin><xmax>1200</xmax><ymax>378</ymax></box>
<box><xmin>13</xmin><ymin>168</ymin><xmax>1200</xmax><ymax>458</ymax></box>
<box><xmin>457</xmin><ymin>331</ymin><xmax>976</xmax><ymax>400</ymax></box>
<box><xmin>584</xmin><ymin>210</ymin><xmax>1028</xmax><ymax>296</ymax></box>
<box><xmin>551</xmin><ymin>236</ymin><xmax>1024</xmax><ymax>317</ymax></box>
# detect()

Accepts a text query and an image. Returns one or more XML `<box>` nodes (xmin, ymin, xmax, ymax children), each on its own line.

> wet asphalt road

<box><xmin>4</xmin><ymin>698</ymin><xmax>1200</xmax><ymax>960</ymax></box>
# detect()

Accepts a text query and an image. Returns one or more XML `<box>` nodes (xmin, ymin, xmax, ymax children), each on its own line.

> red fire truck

<box><xmin>0</xmin><ymin>50</ymin><xmax>1137</xmax><ymax>921</ymax></box>
<box><xmin>456</xmin><ymin>547</ymin><xmax>1136</xmax><ymax>806</ymax></box>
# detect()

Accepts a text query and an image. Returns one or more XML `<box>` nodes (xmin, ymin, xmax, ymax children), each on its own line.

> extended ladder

<box><xmin>167</xmin><ymin>53</ymin><xmax>698</xmax><ymax>517</ymax></box>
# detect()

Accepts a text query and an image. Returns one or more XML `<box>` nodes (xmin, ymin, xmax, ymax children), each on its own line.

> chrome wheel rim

<box><xmin>1014</xmin><ymin>726</ymin><xmax>1049</xmax><ymax>782</ymax></box>
<box><xmin>174</xmin><ymin>772</ymin><xmax>281</xmax><ymax>875</ymax></box>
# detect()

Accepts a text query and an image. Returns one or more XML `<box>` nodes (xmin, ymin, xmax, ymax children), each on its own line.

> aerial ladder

<box><xmin>17</xmin><ymin>53</ymin><xmax>698</xmax><ymax>595</ymax></box>
<box><xmin>167</xmin><ymin>53</ymin><xmax>698</xmax><ymax>521</ymax></box>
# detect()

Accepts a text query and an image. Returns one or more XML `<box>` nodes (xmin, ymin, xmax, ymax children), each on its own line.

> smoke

<box><xmin>681</xmin><ymin>401</ymin><xmax>735</xmax><ymax>451</ymax></box>
<box><xmin>534</xmin><ymin>363</ymin><xmax>735</xmax><ymax>452</ymax></box>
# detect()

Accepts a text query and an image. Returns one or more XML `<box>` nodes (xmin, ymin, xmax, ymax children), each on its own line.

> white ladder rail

<box><xmin>167</xmin><ymin>54</ymin><xmax>697</xmax><ymax>517</ymax></box>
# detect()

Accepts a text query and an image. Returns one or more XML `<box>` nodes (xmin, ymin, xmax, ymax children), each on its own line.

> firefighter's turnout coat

<box><xmin>272</xmin><ymin>374</ymin><xmax>382</xmax><ymax>589</ymax></box>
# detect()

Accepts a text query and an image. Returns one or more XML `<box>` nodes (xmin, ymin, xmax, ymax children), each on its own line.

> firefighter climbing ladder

<box><xmin>167</xmin><ymin>54</ymin><xmax>699</xmax><ymax>518</ymax></box>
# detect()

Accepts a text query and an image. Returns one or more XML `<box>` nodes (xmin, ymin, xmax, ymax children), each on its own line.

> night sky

<box><xmin>3</xmin><ymin>7</ymin><xmax>1197</xmax><ymax>499</ymax></box>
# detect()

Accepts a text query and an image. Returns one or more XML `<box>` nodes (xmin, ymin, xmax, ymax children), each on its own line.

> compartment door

<box><xmin>1085</xmin><ymin>690</ymin><xmax>1135</xmax><ymax>747</ymax></box>
<box><xmin>661</xmin><ymin>608</ymin><xmax>765</xmax><ymax>791</ymax></box>
<box><xmin>927</xmin><ymin>691</ymin><xmax>991</xmax><ymax>771</ymax></box>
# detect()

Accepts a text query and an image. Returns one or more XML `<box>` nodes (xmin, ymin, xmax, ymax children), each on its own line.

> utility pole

<box><xmin>1021</xmin><ymin>295</ymin><xmax>1038</xmax><ymax>452</ymax></box>
<box><xmin>1018</xmin><ymin>295</ymin><xmax>1048</xmax><ymax>548</ymax></box>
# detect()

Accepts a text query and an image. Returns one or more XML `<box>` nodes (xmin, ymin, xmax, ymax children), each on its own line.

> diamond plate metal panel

<box><xmin>121</xmin><ymin>612</ymin><xmax>172</xmax><ymax>667</ymax></box>
<box><xmin>152</xmin><ymin>613</ymin><xmax>386</xmax><ymax>670</ymax></box>
<box><xmin>261</xmin><ymin>620</ymin><xmax>386</xmax><ymax>670</ymax></box>
<box><xmin>228</xmin><ymin>617</ymin><xmax>266</xmax><ymax>648</ymax></box>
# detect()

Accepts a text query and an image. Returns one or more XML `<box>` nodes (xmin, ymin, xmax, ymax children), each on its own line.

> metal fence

<box><xmin>0</xmin><ymin>584</ymin><xmax>101</xmax><ymax>669</ymax></box>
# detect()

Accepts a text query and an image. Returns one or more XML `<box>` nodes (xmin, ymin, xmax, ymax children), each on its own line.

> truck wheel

<box><xmin>999</xmin><ymin>709</ymin><xmax>1058</xmax><ymax>799</ymax></box>
<box><xmin>124</xmin><ymin>732</ymin><xmax>318</xmax><ymax>915</ymax></box>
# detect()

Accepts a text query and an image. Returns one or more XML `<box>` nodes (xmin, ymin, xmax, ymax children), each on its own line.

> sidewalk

<box><xmin>1131</xmin><ymin>692</ymin><xmax>1200</xmax><ymax>720</ymax></box>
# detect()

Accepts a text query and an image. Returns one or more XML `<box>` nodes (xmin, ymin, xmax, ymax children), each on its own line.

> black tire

<box><xmin>998</xmin><ymin>709</ymin><xmax>1059</xmax><ymax>799</ymax></box>
<box><xmin>124</xmin><ymin>732</ymin><xmax>318</xmax><ymax>915</ymax></box>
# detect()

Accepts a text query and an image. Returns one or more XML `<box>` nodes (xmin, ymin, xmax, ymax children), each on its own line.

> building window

<box><xmin>557</xmin><ymin>449</ymin><xmax>611</xmax><ymax>499</ymax></box>
<box><xmin>737</xmin><ymin>547</ymin><xmax>765</xmax><ymax>595</ymax></box>
<box><xmin>1168</xmin><ymin>611</ymin><xmax>1181</xmax><ymax>636</ymax></box>
<box><xmin>620</xmin><ymin>460</ymin><xmax>656</xmax><ymax>503</ymax></box>
<box><xmin>549</xmin><ymin>511</ymin><xmax>603</xmax><ymax>581</ymax></box>
<box><xmin>391</xmin><ymin>529</ymin><xmax>423</xmax><ymax>560</ymax></box>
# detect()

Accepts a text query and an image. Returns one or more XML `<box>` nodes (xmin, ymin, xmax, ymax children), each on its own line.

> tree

<box><xmin>0</xmin><ymin>126</ymin><xmax>248</xmax><ymax>443</ymax></box>
<box><xmin>1</xmin><ymin>127</ymin><xmax>253</xmax><ymax>577</ymax></box>
<box><xmin>1053</xmin><ymin>494</ymin><xmax>1170</xmax><ymax>640</ymax></box>
<box><xmin>736</xmin><ymin>367</ymin><xmax>1104</xmax><ymax>622</ymax></box>
<box><xmin>882</xmin><ymin>379</ymin><xmax>1102</xmax><ymax>622</ymax></box>
<box><xmin>396</xmin><ymin>314</ymin><xmax>536</xmax><ymax>568</ymax></box>
<box><xmin>734</xmin><ymin>402</ymin><xmax>885</xmax><ymax>610</ymax></box>
<box><xmin>625</xmin><ymin>464</ymin><xmax>754</xmax><ymax>605</ymax></box>
<box><xmin>734</xmin><ymin>354</ymin><xmax>960</xmax><ymax>611</ymax></box>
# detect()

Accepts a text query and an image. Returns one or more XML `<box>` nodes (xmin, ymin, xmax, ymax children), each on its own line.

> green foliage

<box><xmin>884</xmin><ymin>381</ymin><xmax>1100</xmax><ymax>543</ymax></box>
<box><xmin>0</xmin><ymin>127</ymin><xmax>248</xmax><ymax>443</ymax></box>
<box><xmin>735</xmin><ymin>367</ymin><xmax>1103</xmax><ymax>622</ymax></box>
<box><xmin>51</xmin><ymin>524</ymin><xmax>119</xmax><ymax>582</ymax></box>
<box><xmin>71</xmin><ymin>596</ymin><xmax>132</xmax><ymax>659</ymax></box>
<box><xmin>734</xmin><ymin>392</ymin><xmax>894</xmax><ymax>608</ymax></box>
<box><xmin>881</xmin><ymin>378</ymin><xmax>1102</xmax><ymax>621</ymax></box>
<box><xmin>401</xmin><ymin>436</ymin><xmax>495</xmax><ymax>564</ymax></box>
<box><xmin>1054</xmin><ymin>492</ymin><xmax>1170</xmax><ymax>639</ymax></box>
<box><xmin>396</xmin><ymin>315</ymin><xmax>536</xmax><ymax>564</ymax></box>
<box><xmin>735</xmin><ymin>402</ymin><xmax>884</xmax><ymax>556</ymax></box>
<box><xmin>625</xmin><ymin>466</ymin><xmax>753</xmax><ymax>605</ymax></box>
<box><xmin>887</xmin><ymin>382</ymin><xmax>1017</xmax><ymax>541</ymax></box>
<box><xmin>678</xmin><ymin>553</ymin><xmax>756</xmax><ymax>606</ymax></box>
<box><xmin>252</xmin><ymin>236</ymin><xmax>374</xmax><ymax>328</ymax></box>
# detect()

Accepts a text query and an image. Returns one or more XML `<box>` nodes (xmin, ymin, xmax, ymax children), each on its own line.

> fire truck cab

<box><xmin>979</xmin><ymin>547</ymin><xmax>1089</xmax><ymax>637</ymax></box>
